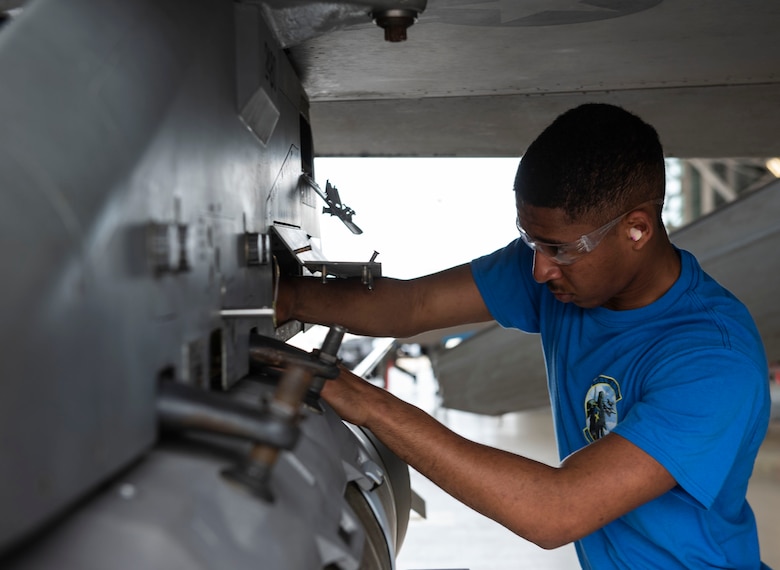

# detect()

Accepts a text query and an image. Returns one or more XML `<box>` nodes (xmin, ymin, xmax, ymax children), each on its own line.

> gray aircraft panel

<box><xmin>0</xmin><ymin>1</ymin><xmax>411</xmax><ymax>567</ymax></box>
<box><xmin>267</xmin><ymin>0</ymin><xmax>780</xmax><ymax>158</ymax></box>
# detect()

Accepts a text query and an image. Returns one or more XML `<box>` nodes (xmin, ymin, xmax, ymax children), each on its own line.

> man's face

<box><xmin>516</xmin><ymin>204</ymin><xmax>634</xmax><ymax>309</ymax></box>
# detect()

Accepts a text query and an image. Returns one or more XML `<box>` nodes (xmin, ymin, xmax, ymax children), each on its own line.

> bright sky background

<box><xmin>312</xmin><ymin>157</ymin><xmax>522</xmax><ymax>279</ymax></box>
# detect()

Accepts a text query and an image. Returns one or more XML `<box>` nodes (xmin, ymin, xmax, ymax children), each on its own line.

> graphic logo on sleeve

<box><xmin>583</xmin><ymin>375</ymin><xmax>622</xmax><ymax>443</ymax></box>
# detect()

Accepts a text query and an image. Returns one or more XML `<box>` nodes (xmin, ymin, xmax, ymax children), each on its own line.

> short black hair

<box><xmin>514</xmin><ymin>103</ymin><xmax>665</xmax><ymax>223</ymax></box>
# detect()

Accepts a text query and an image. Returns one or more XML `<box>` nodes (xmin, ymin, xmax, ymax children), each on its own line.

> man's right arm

<box><xmin>275</xmin><ymin>263</ymin><xmax>493</xmax><ymax>338</ymax></box>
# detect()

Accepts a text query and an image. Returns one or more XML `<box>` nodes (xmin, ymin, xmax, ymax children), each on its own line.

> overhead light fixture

<box><xmin>766</xmin><ymin>158</ymin><xmax>780</xmax><ymax>178</ymax></box>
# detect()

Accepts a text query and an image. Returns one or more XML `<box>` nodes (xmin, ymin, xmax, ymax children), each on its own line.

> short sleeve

<box><xmin>470</xmin><ymin>239</ymin><xmax>542</xmax><ymax>333</ymax></box>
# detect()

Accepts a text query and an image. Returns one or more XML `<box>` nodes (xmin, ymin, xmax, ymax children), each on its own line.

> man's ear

<box><xmin>625</xmin><ymin>209</ymin><xmax>653</xmax><ymax>248</ymax></box>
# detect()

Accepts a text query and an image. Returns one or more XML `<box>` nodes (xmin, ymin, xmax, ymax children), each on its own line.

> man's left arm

<box><xmin>321</xmin><ymin>367</ymin><xmax>676</xmax><ymax>550</ymax></box>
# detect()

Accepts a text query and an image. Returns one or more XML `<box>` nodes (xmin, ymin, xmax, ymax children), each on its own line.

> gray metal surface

<box><xmin>274</xmin><ymin>0</ymin><xmax>780</xmax><ymax>158</ymax></box>
<box><xmin>0</xmin><ymin>0</ymin><xmax>288</xmax><ymax>547</ymax></box>
<box><xmin>431</xmin><ymin>180</ymin><xmax>780</xmax><ymax>416</ymax></box>
<box><xmin>432</xmin><ymin>325</ymin><xmax>550</xmax><ymax>416</ymax></box>
<box><xmin>4</xmin><ymin>379</ymin><xmax>408</xmax><ymax>570</ymax></box>
<box><xmin>0</xmin><ymin>0</ymin><xmax>410</xmax><ymax>566</ymax></box>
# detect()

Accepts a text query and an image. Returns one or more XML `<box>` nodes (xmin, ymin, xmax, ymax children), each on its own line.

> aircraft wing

<box><xmin>271</xmin><ymin>0</ymin><xmax>780</xmax><ymax>158</ymax></box>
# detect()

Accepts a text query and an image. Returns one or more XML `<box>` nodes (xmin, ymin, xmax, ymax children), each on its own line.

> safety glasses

<box><xmin>516</xmin><ymin>199</ymin><xmax>663</xmax><ymax>265</ymax></box>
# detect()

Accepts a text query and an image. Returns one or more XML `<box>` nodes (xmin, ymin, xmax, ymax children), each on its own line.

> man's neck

<box><xmin>604</xmin><ymin>243</ymin><xmax>681</xmax><ymax>311</ymax></box>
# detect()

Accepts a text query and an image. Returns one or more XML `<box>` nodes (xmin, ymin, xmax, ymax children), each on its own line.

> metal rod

<box><xmin>157</xmin><ymin>382</ymin><xmax>298</xmax><ymax>449</ymax></box>
<box><xmin>220</xmin><ymin>308</ymin><xmax>275</xmax><ymax>318</ymax></box>
<box><xmin>249</xmin><ymin>333</ymin><xmax>340</xmax><ymax>379</ymax></box>
<box><xmin>222</xmin><ymin>366</ymin><xmax>313</xmax><ymax>501</ymax></box>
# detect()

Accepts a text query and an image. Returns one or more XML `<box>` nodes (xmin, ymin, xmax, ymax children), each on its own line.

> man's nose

<box><xmin>532</xmin><ymin>251</ymin><xmax>563</xmax><ymax>283</ymax></box>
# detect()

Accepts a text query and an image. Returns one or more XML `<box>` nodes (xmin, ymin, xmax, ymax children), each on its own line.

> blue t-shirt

<box><xmin>471</xmin><ymin>239</ymin><xmax>771</xmax><ymax>569</ymax></box>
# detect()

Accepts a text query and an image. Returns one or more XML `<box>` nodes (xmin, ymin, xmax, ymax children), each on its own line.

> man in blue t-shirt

<box><xmin>277</xmin><ymin>104</ymin><xmax>771</xmax><ymax>568</ymax></box>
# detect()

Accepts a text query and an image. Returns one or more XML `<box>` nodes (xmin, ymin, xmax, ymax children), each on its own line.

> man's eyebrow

<box><xmin>532</xmin><ymin>233</ymin><xmax>566</xmax><ymax>245</ymax></box>
<box><xmin>523</xmin><ymin>228</ymin><xmax>567</xmax><ymax>244</ymax></box>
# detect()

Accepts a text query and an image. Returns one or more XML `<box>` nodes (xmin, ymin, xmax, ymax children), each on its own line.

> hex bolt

<box><xmin>372</xmin><ymin>9</ymin><xmax>418</xmax><ymax>42</ymax></box>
